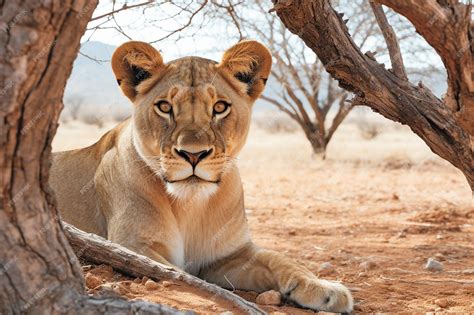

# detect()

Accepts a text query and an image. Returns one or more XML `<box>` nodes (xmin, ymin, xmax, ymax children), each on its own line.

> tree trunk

<box><xmin>307</xmin><ymin>132</ymin><xmax>327</xmax><ymax>159</ymax></box>
<box><xmin>271</xmin><ymin>0</ymin><xmax>473</xmax><ymax>190</ymax></box>
<box><xmin>0</xmin><ymin>1</ymin><xmax>180</xmax><ymax>313</ymax></box>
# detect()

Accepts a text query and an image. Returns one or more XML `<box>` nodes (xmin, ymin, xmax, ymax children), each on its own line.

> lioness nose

<box><xmin>175</xmin><ymin>148</ymin><xmax>213</xmax><ymax>167</ymax></box>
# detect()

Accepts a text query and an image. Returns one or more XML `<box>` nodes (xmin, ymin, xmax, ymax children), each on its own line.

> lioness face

<box><xmin>112</xmin><ymin>41</ymin><xmax>271</xmax><ymax>200</ymax></box>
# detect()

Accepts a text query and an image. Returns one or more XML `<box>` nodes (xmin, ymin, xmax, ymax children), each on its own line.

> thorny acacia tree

<box><xmin>272</xmin><ymin>0</ymin><xmax>473</xmax><ymax>189</ymax></box>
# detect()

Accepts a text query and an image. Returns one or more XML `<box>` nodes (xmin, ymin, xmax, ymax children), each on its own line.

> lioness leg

<box><xmin>105</xmin><ymin>203</ymin><xmax>183</xmax><ymax>269</ymax></box>
<box><xmin>200</xmin><ymin>244</ymin><xmax>353</xmax><ymax>313</ymax></box>
<box><xmin>112</xmin><ymin>236</ymin><xmax>176</xmax><ymax>267</ymax></box>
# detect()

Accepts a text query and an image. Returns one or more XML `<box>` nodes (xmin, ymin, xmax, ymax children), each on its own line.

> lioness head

<box><xmin>111</xmin><ymin>40</ymin><xmax>271</xmax><ymax>200</ymax></box>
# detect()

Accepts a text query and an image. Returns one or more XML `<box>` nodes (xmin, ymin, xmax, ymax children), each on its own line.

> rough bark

<box><xmin>369</xmin><ymin>1</ymin><xmax>408</xmax><ymax>81</ymax></box>
<box><xmin>271</xmin><ymin>0</ymin><xmax>473</xmax><ymax>190</ymax></box>
<box><xmin>0</xmin><ymin>1</ymin><xmax>179</xmax><ymax>313</ymax></box>
<box><xmin>64</xmin><ymin>223</ymin><xmax>266</xmax><ymax>315</ymax></box>
<box><xmin>377</xmin><ymin>0</ymin><xmax>474</xmax><ymax>130</ymax></box>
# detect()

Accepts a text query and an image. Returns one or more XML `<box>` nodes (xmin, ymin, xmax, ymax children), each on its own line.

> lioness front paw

<box><xmin>285</xmin><ymin>277</ymin><xmax>353</xmax><ymax>313</ymax></box>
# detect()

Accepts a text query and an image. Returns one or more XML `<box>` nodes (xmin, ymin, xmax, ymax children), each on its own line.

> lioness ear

<box><xmin>111</xmin><ymin>41</ymin><xmax>164</xmax><ymax>101</ymax></box>
<box><xmin>219</xmin><ymin>40</ymin><xmax>272</xmax><ymax>100</ymax></box>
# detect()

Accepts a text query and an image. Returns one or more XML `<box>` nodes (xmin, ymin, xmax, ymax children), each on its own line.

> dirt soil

<box><xmin>54</xmin><ymin>121</ymin><xmax>474</xmax><ymax>313</ymax></box>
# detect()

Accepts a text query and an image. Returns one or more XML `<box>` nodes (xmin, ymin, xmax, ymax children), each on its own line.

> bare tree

<box><xmin>242</xmin><ymin>3</ymin><xmax>351</xmax><ymax>157</ymax></box>
<box><xmin>272</xmin><ymin>0</ymin><xmax>473</xmax><ymax>189</ymax></box>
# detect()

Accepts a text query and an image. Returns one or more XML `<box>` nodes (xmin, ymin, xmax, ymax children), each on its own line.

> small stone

<box><xmin>318</xmin><ymin>262</ymin><xmax>334</xmax><ymax>275</ymax></box>
<box><xmin>434</xmin><ymin>253</ymin><xmax>445</xmax><ymax>261</ymax></box>
<box><xmin>112</xmin><ymin>283</ymin><xmax>128</xmax><ymax>295</ymax></box>
<box><xmin>358</xmin><ymin>272</ymin><xmax>367</xmax><ymax>278</ymax></box>
<box><xmin>220</xmin><ymin>312</ymin><xmax>234</xmax><ymax>315</ymax></box>
<box><xmin>141</xmin><ymin>276</ymin><xmax>149</xmax><ymax>284</ymax></box>
<box><xmin>84</xmin><ymin>273</ymin><xmax>102</xmax><ymax>289</ymax></box>
<box><xmin>425</xmin><ymin>258</ymin><xmax>443</xmax><ymax>271</ymax></box>
<box><xmin>288</xmin><ymin>230</ymin><xmax>296</xmax><ymax>236</ymax></box>
<box><xmin>133</xmin><ymin>278</ymin><xmax>141</xmax><ymax>283</ymax></box>
<box><xmin>97</xmin><ymin>283</ymin><xmax>113</xmax><ymax>291</ymax></box>
<box><xmin>359</xmin><ymin>260</ymin><xmax>377</xmax><ymax>271</ymax></box>
<box><xmin>396</xmin><ymin>230</ymin><xmax>407</xmax><ymax>238</ymax></box>
<box><xmin>462</xmin><ymin>269</ymin><xmax>474</xmax><ymax>275</ymax></box>
<box><xmin>145</xmin><ymin>279</ymin><xmax>159</xmax><ymax>290</ymax></box>
<box><xmin>161</xmin><ymin>280</ymin><xmax>173</xmax><ymax>287</ymax></box>
<box><xmin>256</xmin><ymin>290</ymin><xmax>281</xmax><ymax>305</ymax></box>
<box><xmin>270</xmin><ymin>312</ymin><xmax>286</xmax><ymax>315</ymax></box>
<box><xmin>434</xmin><ymin>298</ymin><xmax>450</xmax><ymax>308</ymax></box>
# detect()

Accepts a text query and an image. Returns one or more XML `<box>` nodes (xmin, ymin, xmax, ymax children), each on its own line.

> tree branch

<box><xmin>90</xmin><ymin>1</ymin><xmax>155</xmax><ymax>22</ymax></box>
<box><xmin>260</xmin><ymin>94</ymin><xmax>302</xmax><ymax>124</ymax></box>
<box><xmin>71</xmin><ymin>296</ymin><xmax>183</xmax><ymax>314</ymax></box>
<box><xmin>326</xmin><ymin>94</ymin><xmax>353</xmax><ymax>143</ymax></box>
<box><xmin>375</xmin><ymin>0</ymin><xmax>473</xmax><ymax>132</ymax></box>
<box><xmin>369</xmin><ymin>1</ymin><xmax>408</xmax><ymax>80</ymax></box>
<box><xmin>271</xmin><ymin>69</ymin><xmax>314</xmax><ymax>127</ymax></box>
<box><xmin>149</xmin><ymin>1</ymin><xmax>209</xmax><ymax>43</ymax></box>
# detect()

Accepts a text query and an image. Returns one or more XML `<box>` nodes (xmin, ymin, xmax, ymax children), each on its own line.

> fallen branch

<box><xmin>73</xmin><ymin>296</ymin><xmax>184</xmax><ymax>314</ymax></box>
<box><xmin>63</xmin><ymin>222</ymin><xmax>265</xmax><ymax>315</ymax></box>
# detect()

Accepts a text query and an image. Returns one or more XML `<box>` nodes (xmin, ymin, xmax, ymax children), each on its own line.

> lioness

<box><xmin>51</xmin><ymin>40</ymin><xmax>353</xmax><ymax>313</ymax></box>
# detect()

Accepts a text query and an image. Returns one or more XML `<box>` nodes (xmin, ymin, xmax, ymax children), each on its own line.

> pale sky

<box><xmin>82</xmin><ymin>0</ymin><xmax>443</xmax><ymax>70</ymax></box>
<box><xmin>83</xmin><ymin>1</ymin><xmax>240</xmax><ymax>62</ymax></box>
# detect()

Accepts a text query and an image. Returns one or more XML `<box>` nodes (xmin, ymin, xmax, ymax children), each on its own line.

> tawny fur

<box><xmin>50</xmin><ymin>40</ymin><xmax>353</xmax><ymax>313</ymax></box>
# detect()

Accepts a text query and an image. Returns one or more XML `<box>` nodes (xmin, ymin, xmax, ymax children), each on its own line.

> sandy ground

<box><xmin>53</xmin><ymin>119</ymin><xmax>473</xmax><ymax>314</ymax></box>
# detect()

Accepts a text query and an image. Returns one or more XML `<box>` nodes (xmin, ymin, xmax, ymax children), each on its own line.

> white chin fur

<box><xmin>166</xmin><ymin>181</ymin><xmax>218</xmax><ymax>204</ymax></box>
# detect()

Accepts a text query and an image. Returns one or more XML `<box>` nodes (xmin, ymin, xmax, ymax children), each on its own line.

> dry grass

<box><xmin>253</xmin><ymin>111</ymin><xmax>299</xmax><ymax>133</ymax></box>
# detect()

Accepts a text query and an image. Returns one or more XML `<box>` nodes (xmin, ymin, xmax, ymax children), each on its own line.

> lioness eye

<box><xmin>213</xmin><ymin>101</ymin><xmax>231</xmax><ymax>116</ymax></box>
<box><xmin>155</xmin><ymin>101</ymin><xmax>172</xmax><ymax>114</ymax></box>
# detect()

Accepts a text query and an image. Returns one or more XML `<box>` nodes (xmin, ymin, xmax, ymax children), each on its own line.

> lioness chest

<box><xmin>165</xmin><ymin>196</ymin><xmax>251</xmax><ymax>274</ymax></box>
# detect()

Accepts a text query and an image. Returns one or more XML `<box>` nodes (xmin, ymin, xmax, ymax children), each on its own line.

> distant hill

<box><xmin>64</xmin><ymin>41</ymin><xmax>448</xmax><ymax>115</ymax></box>
<box><xmin>65</xmin><ymin>41</ymin><xmax>130</xmax><ymax>111</ymax></box>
